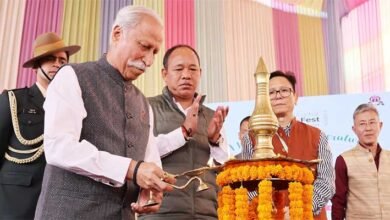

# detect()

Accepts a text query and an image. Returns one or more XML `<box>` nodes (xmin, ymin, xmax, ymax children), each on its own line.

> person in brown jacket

<box><xmin>241</xmin><ymin>71</ymin><xmax>334</xmax><ymax>219</ymax></box>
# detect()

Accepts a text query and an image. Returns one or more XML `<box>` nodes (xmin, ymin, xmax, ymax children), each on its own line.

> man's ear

<box><xmin>161</xmin><ymin>68</ymin><xmax>168</xmax><ymax>82</ymax></box>
<box><xmin>294</xmin><ymin>93</ymin><xmax>299</xmax><ymax>105</ymax></box>
<box><xmin>111</xmin><ymin>25</ymin><xmax>122</xmax><ymax>44</ymax></box>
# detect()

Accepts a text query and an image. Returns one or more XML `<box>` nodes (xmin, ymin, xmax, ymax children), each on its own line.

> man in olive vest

<box><xmin>332</xmin><ymin>103</ymin><xmax>390</xmax><ymax>220</ymax></box>
<box><xmin>0</xmin><ymin>32</ymin><xmax>80</xmax><ymax>219</ymax></box>
<box><xmin>141</xmin><ymin>45</ymin><xmax>229</xmax><ymax>220</ymax></box>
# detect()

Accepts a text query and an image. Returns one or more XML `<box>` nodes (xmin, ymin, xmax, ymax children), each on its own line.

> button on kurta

<box><xmin>127</xmin><ymin>143</ymin><xmax>134</xmax><ymax>148</ymax></box>
<box><xmin>126</xmin><ymin>112</ymin><xmax>133</xmax><ymax>119</ymax></box>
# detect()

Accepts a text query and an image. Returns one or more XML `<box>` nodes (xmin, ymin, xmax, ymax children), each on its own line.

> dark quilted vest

<box><xmin>140</xmin><ymin>87</ymin><xmax>218</xmax><ymax>220</ymax></box>
<box><xmin>35</xmin><ymin>56</ymin><xmax>149</xmax><ymax>220</ymax></box>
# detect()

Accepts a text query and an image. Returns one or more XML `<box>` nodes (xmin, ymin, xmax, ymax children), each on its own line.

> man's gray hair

<box><xmin>353</xmin><ymin>103</ymin><xmax>380</xmax><ymax>120</ymax></box>
<box><xmin>110</xmin><ymin>5</ymin><xmax>162</xmax><ymax>43</ymax></box>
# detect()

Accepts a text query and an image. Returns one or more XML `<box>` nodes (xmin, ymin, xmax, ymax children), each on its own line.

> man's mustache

<box><xmin>127</xmin><ymin>61</ymin><xmax>146</xmax><ymax>71</ymax></box>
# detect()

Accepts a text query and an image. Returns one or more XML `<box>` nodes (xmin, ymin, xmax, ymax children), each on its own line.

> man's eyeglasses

<box><xmin>269</xmin><ymin>88</ymin><xmax>293</xmax><ymax>99</ymax></box>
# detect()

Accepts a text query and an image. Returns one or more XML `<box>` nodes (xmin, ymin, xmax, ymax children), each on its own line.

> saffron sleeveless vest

<box><xmin>272</xmin><ymin>119</ymin><xmax>327</xmax><ymax>220</ymax></box>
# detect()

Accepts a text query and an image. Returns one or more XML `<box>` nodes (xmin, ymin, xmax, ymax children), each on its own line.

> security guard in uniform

<box><xmin>0</xmin><ymin>32</ymin><xmax>80</xmax><ymax>219</ymax></box>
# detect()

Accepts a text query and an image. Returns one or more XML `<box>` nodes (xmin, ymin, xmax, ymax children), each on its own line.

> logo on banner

<box><xmin>369</xmin><ymin>95</ymin><xmax>384</xmax><ymax>106</ymax></box>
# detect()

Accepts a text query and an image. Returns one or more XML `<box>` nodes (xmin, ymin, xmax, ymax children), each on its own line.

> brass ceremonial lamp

<box><xmin>143</xmin><ymin>172</ymin><xmax>210</xmax><ymax>207</ymax></box>
<box><xmin>249</xmin><ymin>57</ymin><xmax>279</xmax><ymax>159</ymax></box>
<box><xmin>214</xmin><ymin>57</ymin><xmax>320</xmax><ymax>220</ymax></box>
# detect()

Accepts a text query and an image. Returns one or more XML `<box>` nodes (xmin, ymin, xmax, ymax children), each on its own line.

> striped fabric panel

<box><xmin>272</xmin><ymin>8</ymin><xmax>303</xmax><ymax>96</ymax></box>
<box><xmin>0</xmin><ymin>0</ymin><xmax>26</xmax><ymax>90</ymax></box>
<box><xmin>132</xmin><ymin>0</ymin><xmax>165</xmax><ymax>97</ymax></box>
<box><xmin>164</xmin><ymin>0</ymin><xmax>195</xmax><ymax>49</ymax></box>
<box><xmin>312</xmin><ymin>131</ymin><xmax>335</xmax><ymax>214</ymax></box>
<box><xmin>16</xmin><ymin>0</ymin><xmax>64</xmax><ymax>88</ymax></box>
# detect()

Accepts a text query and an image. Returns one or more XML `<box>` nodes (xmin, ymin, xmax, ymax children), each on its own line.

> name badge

<box><xmin>24</xmin><ymin>108</ymin><xmax>37</xmax><ymax>114</ymax></box>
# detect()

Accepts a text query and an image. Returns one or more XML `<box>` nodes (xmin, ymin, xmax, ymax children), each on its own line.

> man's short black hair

<box><xmin>270</xmin><ymin>70</ymin><xmax>297</xmax><ymax>92</ymax></box>
<box><xmin>163</xmin><ymin>44</ymin><xmax>200</xmax><ymax>68</ymax></box>
<box><xmin>240</xmin><ymin>116</ymin><xmax>250</xmax><ymax>127</ymax></box>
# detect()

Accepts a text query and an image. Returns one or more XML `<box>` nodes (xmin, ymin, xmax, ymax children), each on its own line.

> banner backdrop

<box><xmin>207</xmin><ymin>92</ymin><xmax>390</xmax><ymax>159</ymax></box>
<box><xmin>207</xmin><ymin>92</ymin><xmax>389</xmax><ymax>217</ymax></box>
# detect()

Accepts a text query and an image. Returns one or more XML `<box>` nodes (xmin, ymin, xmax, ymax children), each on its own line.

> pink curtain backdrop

<box><xmin>356</xmin><ymin>0</ymin><xmax>384</xmax><ymax>92</ymax></box>
<box><xmin>164</xmin><ymin>0</ymin><xmax>195</xmax><ymax>50</ymax></box>
<box><xmin>272</xmin><ymin>6</ymin><xmax>303</xmax><ymax>96</ymax></box>
<box><xmin>16</xmin><ymin>0</ymin><xmax>64</xmax><ymax>88</ymax></box>
<box><xmin>345</xmin><ymin>0</ymin><xmax>368</xmax><ymax>12</ymax></box>
<box><xmin>342</xmin><ymin>0</ymin><xmax>385</xmax><ymax>93</ymax></box>
<box><xmin>4</xmin><ymin>0</ymin><xmax>386</xmax><ymax>99</ymax></box>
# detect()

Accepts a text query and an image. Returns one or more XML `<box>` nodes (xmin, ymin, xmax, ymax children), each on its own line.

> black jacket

<box><xmin>0</xmin><ymin>84</ymin><xmax>46</xmax><ymax>219</ymax></box>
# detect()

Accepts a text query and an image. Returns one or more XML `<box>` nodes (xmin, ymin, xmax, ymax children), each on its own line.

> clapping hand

<box><xmin>207</xmin><ymin>106</ymin><xmax>229</xmax><ymax>144</ymax></box>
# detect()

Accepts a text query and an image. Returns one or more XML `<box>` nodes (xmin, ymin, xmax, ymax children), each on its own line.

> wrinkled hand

<box><xmin>129</xmin><ymin>168</ymin><xmax>176</xmax><ymax>214</ymax></box>
<box><xmin>131</xmin><ymin>189</ymin><xmax>163</xmax><ymax>214</ymax></box>
<box><xmin>127</xmin><ymin>161</ymin><xmax>174</xmax><ymax>192</ymax></box>
<box><xmin>207</xmin><ymin>106</ymin><xmax>229</xmax><ymax>143</ymax></box>
<box><xmin>182</xmin><ymin>95</ymin><xmax>203</xmax><ymax>135</ymax></box>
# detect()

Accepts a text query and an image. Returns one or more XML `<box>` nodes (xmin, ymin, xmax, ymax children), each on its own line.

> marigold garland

<box><xmin>257</xmin><ymin>180</ymin><xmax>272</xmax><ymax>220</ymax></box>
<box><xmin>288</xmin><ymin>182</ymin><xmax>303</xmax><ymax>220</ymax></box>
<box><xmin>216</xmin><ymin>162</ymin><xmax>314</xmax><ymax>187</ymax></box>
<box><xmin>221</xmin><ymin>185</ymin><xmax>235</xmax><ymax>220</ymax></box>
<box><xmin>216</xmin><ymin>161</ymin><xmax>316</xmax><ymax>220</ymax></box>
<box><xmin>234</xmin><ymin>187</ymin><xmax>249</xmax><ymax>220</ymax></box>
